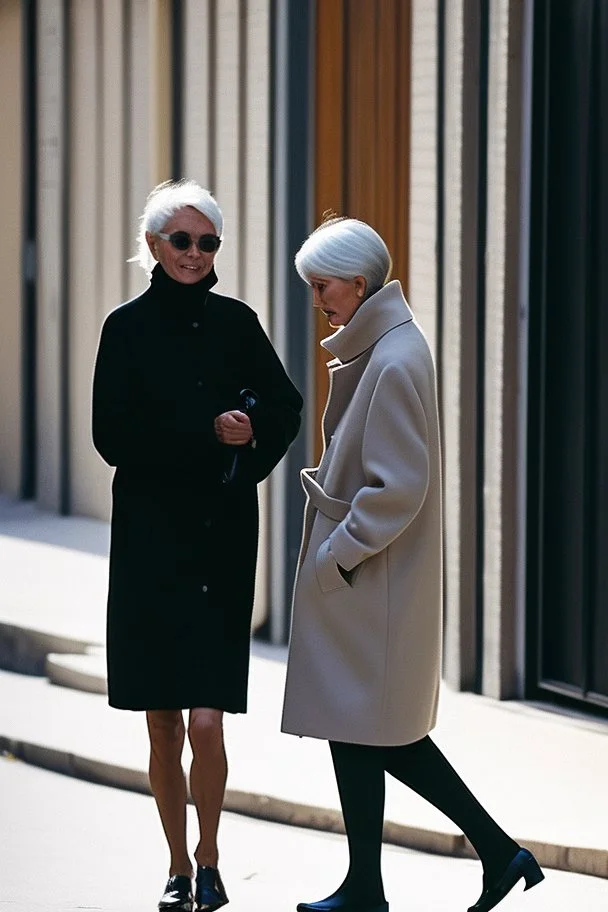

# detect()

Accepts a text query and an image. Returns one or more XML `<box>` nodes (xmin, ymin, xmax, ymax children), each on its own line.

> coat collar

<box><xmin>320</xmin><ymin>280</ymin><xmax>413</xmax><ymax>363</ymax></box>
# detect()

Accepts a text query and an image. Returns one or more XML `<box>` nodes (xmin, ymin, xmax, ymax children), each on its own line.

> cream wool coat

<box><xmin>281</xmin><ymin>281</ymin><xmax>442</xmax><ymax>746</ymax></box>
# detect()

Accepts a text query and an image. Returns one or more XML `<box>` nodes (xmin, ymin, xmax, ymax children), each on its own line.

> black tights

<box><xmin>329</xmin><ymin>737</ymin><xmax>518</xmax><ymax>903</ymax></box>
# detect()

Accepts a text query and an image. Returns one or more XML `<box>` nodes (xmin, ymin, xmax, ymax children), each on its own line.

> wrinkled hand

<box><xmin>214</xmin><ymin>410</ymin><xmax>253</xmax><ymax>445</ymax></box>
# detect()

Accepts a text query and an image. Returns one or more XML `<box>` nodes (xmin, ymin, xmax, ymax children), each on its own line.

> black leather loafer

<box><xmin>296</xmin><ymin>894</ymin><xmax>388</xmax><ymax>912</ymax></box>
<box><xmin>468</xmin><ymin>848</ymin><xmax>544</xmax><ymax>912</ymax></box>
<box><xmin>195</xmin><ymin>866</ymin><xmax>229</xmax><ymax>911</ymax></box>
<box><xmin>159</xmin><ymin>874</ymin><xmax>194</xmax><ymax>911</ymax></box>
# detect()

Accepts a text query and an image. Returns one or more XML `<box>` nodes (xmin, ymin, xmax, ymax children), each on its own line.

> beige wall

<box><xmin>69</xmin><ymin>0</ymin><xmax>172</xmax><ymax>521</ymax></box>
<box><xmin>62</xmin><ymin>0</ymin><xmax>273</xmax><ymax>626</ymax></box>
<box><xmin>0</xmin><ymin>0</ymin><xmax>23</xmax><ymax>497</ymax></box>
<box><xmin>3</xmin><ymin>0</ymin><xmax>279</xmax><ymax>633</ymax></box>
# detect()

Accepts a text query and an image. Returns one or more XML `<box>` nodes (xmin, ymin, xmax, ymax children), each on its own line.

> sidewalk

<box><xmin>0</xmin><ymin>495</ymin><xmax>606</xmax><ymax>879</ymax></box>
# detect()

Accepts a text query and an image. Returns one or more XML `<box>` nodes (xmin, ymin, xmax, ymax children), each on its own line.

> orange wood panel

<box><xmin>376</xmin><ymin>0</ymin><xmax>399</xmax><ymax>258</ymax></box>
<box><xmin>345</xmin><ymin>0</ymin><xmax>378</xmax><ymax>221</ymax></box>
<box><xmin>312</xmin><ymin>0</ymin><xmax>412</xmax><ymax>459</ymax></box>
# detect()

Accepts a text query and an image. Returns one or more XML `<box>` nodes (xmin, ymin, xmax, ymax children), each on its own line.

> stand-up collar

<box><xmin>149</xmin><ymin>263</ymin><xmax>219</xmax><ymax>310</ymax></box>
<box><xmin>320</xmin><ymin>280</ymin><xmax>413</xmax><ymax>363</ymax></box>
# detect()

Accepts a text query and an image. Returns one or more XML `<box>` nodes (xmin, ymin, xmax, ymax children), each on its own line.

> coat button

<box><xmin>201</xmin><ymin>585</ymin><xmax>208</xmax><ymax>593</ymax></box>
<box><xmin>192</xmin><ymin>321</ymin><xmax>199</xmax><ymax>328</ymax></box>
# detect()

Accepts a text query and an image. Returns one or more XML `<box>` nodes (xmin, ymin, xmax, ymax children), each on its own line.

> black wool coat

<box><xmin>92</xmin><ymin>265</ymin><xmax>303</xmax><ymax>712</ymax></box>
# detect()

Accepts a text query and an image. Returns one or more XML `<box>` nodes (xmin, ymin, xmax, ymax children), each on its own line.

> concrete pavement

<box><xmin>5</xmin><ymin>754</ymin><xmax>608</xmax><ymax>912</ymax></box>
<box><xmin>0</xmin><ymin>494</ymin><xmax>607</xmax><ymax>880</ymax></box>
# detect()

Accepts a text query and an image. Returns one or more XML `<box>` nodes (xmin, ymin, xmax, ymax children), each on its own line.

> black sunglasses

<box><xmin>157</xmin><ymin>231</ymin><xmax>222</xmax><ymax>253</ymax></box>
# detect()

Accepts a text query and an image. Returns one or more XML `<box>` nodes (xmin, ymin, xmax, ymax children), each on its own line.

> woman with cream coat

<box><xmin>281</xmin><ymin>217</ymin><xmax>543</xmax><ymax>912</ymax></box>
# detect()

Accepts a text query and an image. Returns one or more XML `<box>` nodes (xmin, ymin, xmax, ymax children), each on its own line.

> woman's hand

<box><xmin>214</xmin><ymin>410</ymin><xmax>253</xmax><ymax>445</ymax></box>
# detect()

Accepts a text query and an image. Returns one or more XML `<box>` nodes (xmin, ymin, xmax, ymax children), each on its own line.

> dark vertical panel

<box><xmin>590</xmin><ymin>0</ymin><xmax>608</xmax><ymax>701</ymax></box>
<box><xmin>528</xmin><ymin>0</ymin><xmax>608</xmax><ymax>710</ymax></box>
<box><xmin>436</xmin><ymin>0</ymin><xmax>445</xmax><ymax>403</ymax></box>
<box><xmin>60</xmin><ymin>0</ymin><xmax>70</xmax><ymax>514</ymax></box>
<box><xmin>539</xmin><ymin>0</ymin><xmax>594</xmax><ymax>690</ymax></box>
<box><xmin>526</xmin><ymin>0</ymin><xmax>551</xmax><ymax>696</ymax></box>
<box><xmin>313</xmin><ymin>0</ymin><xmax>345</xmax><ymax>462</ymax></box>
<box><xmin>474</xmin><ymin>0</ymin><xmax>489</xmax><ymax>692</ymax></box>
<box><xmin>271</xmin><ymin>0</ymin><xmax>314</xmax><ymax>640</ymax></box>
<box><xmin>21</xmin><ymin>0</ymin><xmax>38</xmax><ymax>501</ymax></box>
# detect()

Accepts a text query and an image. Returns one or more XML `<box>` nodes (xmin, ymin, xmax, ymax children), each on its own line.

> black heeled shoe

<box><xmin>195</xmin><ymin>865</ymin><xmax>229</xmax><ymax>912</ymax></box>
<box><xmin>296</xmin><ymin>891</ymin><xmax>388</xmax><ymax>912</ymax></box>
<box><xmin>468</xmin><ymin>848</ymin><xmax>544</xmax><ymax>912</ymax></box>
<box><xmin>158</xmin><ymin>874</ymin><xmax>194</xmax><ymax>911</ymax></box>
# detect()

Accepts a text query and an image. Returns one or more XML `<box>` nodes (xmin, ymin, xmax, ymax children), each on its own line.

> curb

<box><xmin>1</xmin><ymin>734</ymin><xmax>606</xmax><ymax>880</ymax></box>
<box><xmin>45</xmin><ymin>652</ymin><xmax>108</xmax><ymax>695</ymax></box>
<box><xmin>0</xmin><ymin>621</ymin><xmax>95</xmax><ymax>677</ymax></box>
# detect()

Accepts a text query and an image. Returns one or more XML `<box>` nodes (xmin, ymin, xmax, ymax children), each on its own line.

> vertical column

<box><xmin>213</xmin><ymin>0</ymin><xmax>242</xmax><ymax>298</ymax></box>
<box><xmin>182</xmin><ymin>0</ymin><xmax>212</xmax><ymax>184</ymax></box>
<box><xmin>68</xmin><ymin>0</ymin><xmax>100</xmax><ymax>517</ymax></box>
<box><xmin>126</xmin><ymin>0</ymin><xmax>172</xmax><ymax>299</ymax></box>
<box><xmin>440</xmin><ymin>0</ymin><xmax>481</xmax><ymax>690</ymax></box>
<box><xmin>243</xmin><ymin>0</ymin><xmax>272</xmax><ymax>630</ymax></box>
<box><xmin>82</xmin><ymin>0</ymin><xmax>128</xmax><ymax>520</ymax></box>
<box><xmin>271</xmin><ymin>0</ymin><xmax>314</xmax><ymax>642</ymax></box>
<box><xmin>482</xmin><ymin>0</ymin><xmax>525</xmax><ymax>698</ymax></box>
<box><xmin>150</xmin><ymin>0</ymin><xmax>172</xmax><ymax>183</ymax></box>
<box><xmin>408</xmin><ymin>0</ymin><xmax>438</xmax><ymax>353</ymax></box>
<box><xmin>243</xmin><ymin>0</ymin><xmax>270</xmax><ymax>324</ymax></box>
<box><xmin>0</xmin><ymin>0</ymin><xmax>23</xmax><ymax>496</ymax></box>
<box><xmin>100</xmin><ymin>0</ymin><xmax>127</xmax><ymax>322</ymax></box>
<box><xmin>36</xmin><ymin>0</ymin><xmax>66</xmax><ymax>511</ymax></box>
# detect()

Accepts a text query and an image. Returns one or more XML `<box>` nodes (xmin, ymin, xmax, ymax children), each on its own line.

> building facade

<box><xmin>1</xmin><ymin>0</ymin><xmax>606</xmax><ymax>716</ymax></box>
<box><xmin>408</xmin><ymin>0</ymin><xmax>608</xmax><ymax>713</ymax></box>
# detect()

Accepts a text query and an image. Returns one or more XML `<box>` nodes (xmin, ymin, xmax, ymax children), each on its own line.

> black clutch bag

<box><xmin>222</xmin><ymin>388</ymin><xmax>259</xmax><ymax>484</ymax></box>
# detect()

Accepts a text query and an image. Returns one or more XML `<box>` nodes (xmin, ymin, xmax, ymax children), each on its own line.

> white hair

<box><xmin>295</xmin><ymin>218</ymin><xmax>392</xmax><ymax>298</ymax></box>
<box><xmin>131</xmin><ymin>179</ymin><xmax>224</xmax><ymax>275</ymax></box>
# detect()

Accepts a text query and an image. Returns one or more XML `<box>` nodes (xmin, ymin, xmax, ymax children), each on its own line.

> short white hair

<box><xmin>131</xmin><ymin>179</ymin><xmax>224</xmax><ymax>275</ymax></box>
<box><xmin>295</xmin><ymin>217</ymin><xmax>392</xmax><ymax>297</ymax></box>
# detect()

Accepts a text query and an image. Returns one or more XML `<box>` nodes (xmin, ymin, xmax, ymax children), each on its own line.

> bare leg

<box><xmin>188</xmin><ymin>708</ymin><xmax>227</xmax><ymax>869</ymax></box>
<box><xmin>146</xmin><ymin>709</ymin><xmax>193</xmax><ymax>878</ymax></box>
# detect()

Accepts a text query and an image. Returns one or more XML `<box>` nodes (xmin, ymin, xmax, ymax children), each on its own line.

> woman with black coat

<box><xmin>92</xmin><ymin>179</ymin><xmax>302</xmax><ymax>912</ymax></box>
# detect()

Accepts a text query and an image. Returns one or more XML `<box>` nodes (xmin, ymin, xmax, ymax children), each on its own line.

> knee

<box><xmin>147</xmin><ymin>709</ymin><xmax>185</xmax><ymax>762</ymax></box>
<box><xmin>188</xmin><ymin>709</ymin><xmax>224</xmax><ymax>758</ymax></box>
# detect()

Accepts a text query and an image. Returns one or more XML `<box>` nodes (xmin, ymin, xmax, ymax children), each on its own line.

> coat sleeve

<box><xmin>236</xmin><ymin>314</ymin><xmax>303</xmax><ymax>484</ymax></box>
<box><xmin>92</xmin><ymin>313</ymin><xmax>221</xmax><ymax>469</ymax></box>
<box><xmin>323</xmin><ymin>363</ymin><xmax>431</xmax><ymax>574</ymax></box>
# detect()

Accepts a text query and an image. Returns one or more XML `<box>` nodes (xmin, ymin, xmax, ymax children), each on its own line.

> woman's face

<box><xmin>309</xmin><ymin>275</ymin><xmax>367</xmax><ymax>327</ymax></box>
<box><xmin>146</xmin><ymin>206</ymin><xmax>219</xmax><ymax>284</ymax></box>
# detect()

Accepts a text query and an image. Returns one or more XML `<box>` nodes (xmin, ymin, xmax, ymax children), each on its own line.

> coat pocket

<box><xmin>315</xmin><ymin>538</ymin><xmax>351</xmax><ymax>593</ymax></box>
